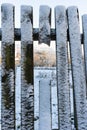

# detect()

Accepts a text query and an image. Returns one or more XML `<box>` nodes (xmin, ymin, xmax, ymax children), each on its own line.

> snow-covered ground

<box><xmin>0</xmin><ymin>66</ymin><xmax>74</xmax><ymax>130</ymax></box>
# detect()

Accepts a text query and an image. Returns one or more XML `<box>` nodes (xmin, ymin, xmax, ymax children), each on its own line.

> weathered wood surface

<box><xmin>51</xmin><ymin>80</ymin><xmax>58</xmax><ymax>130</ymax></box>
<box><xmin>0</xmin><ymin>28</ymin><xmax>83</xmax><ymax>41</ymax></box>
<box><xmin>67</xmin><ymin>6</ymin><xmax>87</xmax><ymax>130</ymax></box>
<box><xmin>1</xmin><ymin>4</ymin><xmax>15</xmax><ymax>129</ymax></box>
<box><xmin>55</xmin><ymin>6</ymin><xmax>71</xmax><ymax>130</ymax></box>
<box><xmin>39</xmin><ymin>79</ymin><xmax>51</xmax><ymax>130</ymax></box>
<box><xmin>39</xmin><ymin>6</ymin><xmax>51</xmax><ymax>46</ymax></box>
<box><xmin>21</xmin><ymin>6</ymin><xmax>34</xmax><ymax>130</ymax></box>
<box><xmin>82</xmin><ymin>15</ymin><xmax>87</xmax><ymax>95</ymax></box>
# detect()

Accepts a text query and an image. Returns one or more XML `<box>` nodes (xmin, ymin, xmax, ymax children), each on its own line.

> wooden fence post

<box><xmin>55</xmin><ymin>6</ymin><xmax>71</xmax><ymax>130</ymax></box>
<box><xmin>39</xmin><ymin>6</ymin><xmax>51</xmax><ymax>46</ymax></box>
<box><xmin>67</xmin><ymin>6</ymin><xmax>87</xmax><ymax>130</ymax></box>
<box><xmin>39</xmin><ymin>6</ymin><xmax>52</xmax><ymax>130</ymax></box>
<box><xmin>82</xmin><ymin>14</ymin><xmax>87</xmax><ymax>96</ymax></box>
<box><xmin>21</xmin><ymin>6</ymin><xmax>34</xmax><ymax>129</ymax></box>
<box><xmin>39</xmin><ymin>79</ymin><xmax>51</xmax><ymax>130</ymax></box>
<box><xmin>1</xmin><ymin>4</ymin><xmax>15</xmax><ymax>129</ymax></box>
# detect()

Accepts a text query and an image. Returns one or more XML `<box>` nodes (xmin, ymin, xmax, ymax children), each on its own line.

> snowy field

<box><xmin>0</xmin><ymin>66</ymin><xmax>74</xmax><ymax>130</ymax></box>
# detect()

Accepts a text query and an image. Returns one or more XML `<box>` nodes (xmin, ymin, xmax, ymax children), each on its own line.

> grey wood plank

<box><xmin>67</xmin><ymin>6</ymin><xmax>87</xmax><ymax>130</ymax></box>
<box><xmin>39</xmin><ymin>79</ymin><xmax>51</xmax><ymax>130</ymax></box>
<box><xmin>55</xmin><ymin>6</ymin><xmax>71</xmax><ymax>130</ymax></box>
<box><xmin>39</xmin><ymin>6</ymin><xmax>51</xmax><ymax>46</ymax></box>
<box><xmin>1</xmin><ymin>4</ymin><xmax>15</xmax><ymax>129</ymax></box>
<box><xmin>82</xmin><ymin>15</ymin><xmax>87</xmax><ymax>96</ymax></box>
<box><xmin>21</xmin><ymin>6</ymin><xmax>34</xmax><ymax>130</ymax></box>
<box><xmin>0</xmin><ymin>28</ymin><xmax>83</xmax><ymax>41</ymax></box>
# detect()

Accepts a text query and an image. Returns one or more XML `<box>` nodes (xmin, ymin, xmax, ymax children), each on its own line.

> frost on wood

<box><xmin>1</xmin><ymin>4</ymin><xmax>14</xmax><ymax>44</ymax></box>
<box><xmin>51</xmin><ymin>80</ymin><xmax>58</xmax><ymax>130</ymax></box>
<box><xmin>21</xmin><ymin>6</ymin><xmax>33</xmax><ymax>43</ymax></box>
<box><xmin>1</xmin><ymin>4</ymin><xmax>15</xmax><ymax>129</ymax></box>
<box><xmin>55</xmin><ymin>6</ymin><xmax>71</xmax><ymax>130</ymax></box>
<box><xmin>82</xmin><ymin>15</ymin><xmax>87</xmax><ymax>95</ymax></box>
<box><xmin>67</xmin><ymin>6</ymin><xmax>87</xmax><ymax>130</ymax></box>
<box><xmin>21</xmin><ymin>6</ymin><xmax>34</xmax><ymax>129</ymax></box>
<box><xmin>39</xmin><ymin>79</ymin><xmax>51</xmax><ymax>130</ymax></box>
<box><xmin>39</xmin><ymin>6</ymin><xmax>51</xmax><ymax>46</ymax></box>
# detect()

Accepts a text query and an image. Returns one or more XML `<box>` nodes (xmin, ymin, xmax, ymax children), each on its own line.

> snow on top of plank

<box><xmin>67</xmin><ymin>6</ymin><xmax>80</xmax><ymax>46</ymax></box>
<box><xmin>67</xmin><ymin>6</ymin><xmax>79</xmax><ymax>22</ymax></box>
<box><xmin>55</xmin><ymin>6</ymin><xmax>71</xmax><ymax>130</ymax></box>
<box><xmin>1</xmin><ymin>3</ymin><xmax>14</xmax><ymax>7</ymax></box>
<box><xmin>68</xmin><ymin>6</ymin><xmax>87</xmax><ymax>129</ymax></box>
<box><xmin>21</xmin><ymin>6</ymin><xmax>33</xmax><ymax>43</ymax></box>
<box><xmin>39</xmin><ymin>5</ymin><xmax>51</xmax><ymax>19</ymax></box>
<box><xmin>21</xmin><ymin>5</ymin><xmax>33</xmax><ymax>16</ymax></box>
<box><xmin>55</xmin><ymin>5</ymin><xmax>65</xmax><ymax>12</ymax></box>
<box><xmin>55</xmin><ymin>6</ymin><xmax>66</xmax><ymax>21</ymax></box>
<box><xmin>55</xmin><ymin>6</ymin><xmax>67</xmax><ymax>43</ymax></box>
<box><xmin>1</xmin><ymin>4</ymin><xmax>14</xmax><ymax>44</ymax></box>
<box><xmin>39</xmin><ymin>5</ymin><xmax>51</xmax><ymax>46</ymax></box>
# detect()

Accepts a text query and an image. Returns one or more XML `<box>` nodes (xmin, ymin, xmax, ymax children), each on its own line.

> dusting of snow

<box><xmin>21</xmin><ymin>6</ymin><xmax>33</xmax><ymax>43</ymax></box>
<box><xmin>68</xmin><ymin>6</ymin><xmax>87</xmax><ymax>130</ymax></box>
<box><xmin>21</xmin><ymin>6</ymin><xmax>34</xmax><ymax>129</ymax></box>
<box><xmin>39</xmin><ymin>79</ymin><xmax>51</xmax><ymax>130</ymax></box>
<box><xmin>82</xmin><ymin>15</ymin><xmax>87</xmax><ymax>94</ymax></box>
<box><xmin>0</xmin><ymin>67</ymin><xmax>75</xmax><ymax>130</ymax></box>
<box><xmin>39</xmin><ymin>6</ymin><xmax>51</xmax><ymax>46</ymax></box>
<box><xmin>55</xmin><ymin>6</ymin><xmax>71</xmax><ymax>130</ymax></box>
<box><xmin>1</xmin><ymin>4</ymin><xmax>14</xmax><ymax>44</ymax></box>
<box><xmin>34</xmin><ymin>68</ymin><xmax>58</xmax><ymax>130</ymax></box>
<box><xmin>1</xmin><ymin>4</ymin><xmax>15</xmax><ymax>129</ymax></box>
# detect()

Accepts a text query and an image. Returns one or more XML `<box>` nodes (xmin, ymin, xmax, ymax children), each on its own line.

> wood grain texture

<box><xmin>55</xmin><ymin>6</ymin><xmax>71</xmax><ymax>130</ymax></box>
<box><xmin>21</xmin><ymin>6</ymin><xmax>34</xmax><ymax>130</ymax></box>
<box><xmin>67</xmin><ymin>6</ymin><xmax>87</xmax><ymax>130</ymax></box>
<box><xmin>39</xmin><ymin>79</ymin><xmax>51</xmax><ymax>130</ymax></box>
<box><xmin>82</xmin><ymin>15</ymin><xmax>87</xmax><ymax>96</ymax></box>
<box><xmin>1</xmin><ymin>4</ymin><xmax>15</xmax><ymax>129</ymax></box>
<box><xmin>39</xmin><ymin>6</ymin><xmax>51</xmax><ymax>46</ymax></box>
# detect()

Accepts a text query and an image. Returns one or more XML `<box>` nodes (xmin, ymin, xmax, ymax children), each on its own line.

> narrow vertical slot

<box><xmin>68</xmin><ymin>41</ymin><xmax>75</xmax><ymax>129</ymax></box>
<box><xmin>15</xmin><ymin>41</ymin><xmax>21</xmax><ymax>130</ymax></box>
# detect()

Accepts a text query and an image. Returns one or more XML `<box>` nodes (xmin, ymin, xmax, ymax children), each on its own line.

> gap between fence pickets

<box><xmin>0</xmin><ymin>28</ymin><xmax>83</xmax><ymax>42</ymax></box>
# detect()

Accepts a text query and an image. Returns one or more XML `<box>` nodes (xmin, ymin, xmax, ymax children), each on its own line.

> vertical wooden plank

<box><xmin>55</xmin><ymin>6</ymin><xmax>71</xmax><ymax>130</ymax></box>
<box><xmin>67</xmin><ymin>6</ymin><xmax>87</xmax><ymax>130</ymax></box>
<box><xmin>39</xmin><ymin>79</ymin><xmax>51</xmax><ymax>130</ymax></box>
<box><xmin>39</xmin><ymin>6</ymin><xmax>51</xmax><ymax>46</ymax></box>
<box><xmin>1</xmin><ymin>4</ymin><xmax>15</xmax><ymax>129</ymax></box>
<box><xmin>51</xmin><ymin>80</ymin><xmax>58</xmax><ymax>130</ymax></box>
<box><xmin>21</xmin><ymin>6</ymin><xmax>34</xmax><ymax>129</ymax></box>
<box><xmin>82</xmin><ymin>15</ymin><xmax>87</xmax><ymax>95</ymax></box>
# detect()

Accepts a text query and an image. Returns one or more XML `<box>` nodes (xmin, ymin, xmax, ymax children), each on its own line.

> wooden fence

<box><xmin>0</xmin><ymin>3</ymin><xmax>87</xmax><ymax>130</ymax></box>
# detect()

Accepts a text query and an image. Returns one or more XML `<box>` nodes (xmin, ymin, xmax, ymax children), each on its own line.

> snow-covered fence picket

<box><xmin>39</xmin><ymin>80</ymin><xmax>51</xmax><ymax>130</ymax></box>
<box><xmin>1</xmin><ymin>4</ymin><xmax>15</xmax><ymax>129</ymax></box>
<box><xmin>67</xmin><ymin>7</ymin><xmax>87</xmax><ymax>129</ymax></box>
<box><xmin>21</xmin><ymin>6</ymin><xmax>34</xmax><ymax>129</ymax></box>
<box><xmin>55</xmin><ymin>6</ymin><xmax>71</xmax><ymax>130</ymax></box>
<box><xmin>0</xmin><ymin>3</ymin><xmax>87</xmax><ymax>130</ymax></box>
